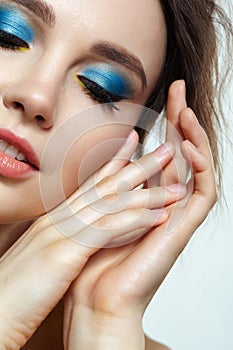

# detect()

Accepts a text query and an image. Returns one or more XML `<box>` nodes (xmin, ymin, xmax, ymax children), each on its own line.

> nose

<box><xmin>3</xmin><ymin>75</ymin><xmax>58</xmax><ymax>129</ymax></box>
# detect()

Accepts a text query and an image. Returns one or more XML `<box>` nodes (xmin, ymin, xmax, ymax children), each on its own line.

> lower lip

<box><xmin>0</xmin><ymin>151</ymin><xmax>37</xmax><ymax>179</ymax></box>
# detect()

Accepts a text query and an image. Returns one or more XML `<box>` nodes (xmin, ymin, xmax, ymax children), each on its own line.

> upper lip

<box><xmin>0</xmin><ymin>128</ymin><xmax>40</xmax><ymax>169</ymax></box>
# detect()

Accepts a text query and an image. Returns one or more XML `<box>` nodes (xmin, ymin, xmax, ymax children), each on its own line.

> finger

<box><xmin>52</xmin><ymin>183</ymin><xmax>185</xmax><ymax>238</ymax></box>
<box><xmin>165</xmin><ymin>119</ymin><xmax>216</xmax><ymax>237</ymax></box>
<box><xmin>106</xmin><ymin>227</ymin><xmax>149</xmax><ymax>247</ymax></box>
<box><xmin>87</xmin><ymin>184</ymin><xmax>187</xmax><ymax>215</ymax></box>
<box><xmin>162</xmin><ymin>107</ymin><xmax>215</xmax><ymax>227</ymax></box>
<box><xmin>179</xmin><ymin>107</ymin><xmax>212</xmax><ymax>159</ymax></box>
<box><xmin>96</xmin><ymin>142</ymin><xmax>175</xmax><ymax>194</ymax></box>
<box><xmin>97</xmin><ymin>129</ymin><xmax>139</xmax><ymax>178</ymax></box>
<box><xmin>59</xmin><ymin>142</ymin><xmax>175</xmax><ymax>219</ymax></box>
<box><xmin>163</xmin><ymin>137</ymin><xmax>216</xmax><ymax>255</ymax></box>
<box><xmin>166</xmin><ymin>80</ymin><xmax>187</xmax><ymax>129</ymax></box>
<box><xmin>72</xmin><ymin>208</ymin><xmax>168</xmax><ymax>248</ymax></box>
<box><xmin>63</xmin><ymin>130</ymin><xmax>138</xmax><ymax>209</ymax></box>
<box><xmin>79</xmin><ymin>130</ymin><xmax>139</xmax><ymax>193</ymax></box>
<box><xmin>50</xmin><ymin>182</ymin><xmax>185</xmax><ymax>248</ymax></box>
<box><xmin>181</xmin><ymin>140</ymin><xmax>216</xmax><ymax>205</ymax></box>
<box><xmin>49</xmin><ymin>131</ymin><xmax>138</xmax><ymax>218</ymax></box>
<box><xmin>88</xmin><ymin>183</ymin><xmax>186</xmax><ymax>222</ymax></box>
<box><xmin>119</xmin><ymin>138</ymin><xmax>216</xmax><ymax>304</ymax></box>
<box><xmin>160</xmin><ymin>80</ymin><xmax>188</xmax><ymax>186</ymax></box>
<box><xmin>171</xmin><ymin>135</ymin><xmax>216</xmax><ymax>244</ymax></box>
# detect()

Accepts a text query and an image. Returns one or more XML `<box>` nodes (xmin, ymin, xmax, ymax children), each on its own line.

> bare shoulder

<box><xmin>145</xmin><ymin>335</ymin><xmax>172</xmax><ymax>350</ymax></box>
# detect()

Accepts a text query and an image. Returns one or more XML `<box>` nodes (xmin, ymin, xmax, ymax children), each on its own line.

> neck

<box><xmin>0</xmin><ymin>221</ymin><xmax>33</xmax><ymax>257</ymax></box>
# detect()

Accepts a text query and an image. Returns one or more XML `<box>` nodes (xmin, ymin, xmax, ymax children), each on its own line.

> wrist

<box><xmin>67</xmin><ymin>305</ymin><xmax>145</xmax><ymax>350</ymax></box>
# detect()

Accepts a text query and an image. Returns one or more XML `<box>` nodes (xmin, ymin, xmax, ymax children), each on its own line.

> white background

<box><xmin>143</xmin><ymin>2</ymin><xmax>233</xmax><ymax>349</ymax></box>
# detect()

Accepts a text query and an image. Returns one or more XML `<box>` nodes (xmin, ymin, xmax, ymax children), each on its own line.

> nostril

<box><xmin>13</xmin><ymin>101</ymin><xmax>24</xmax><ymax>110</ymax></box>
<box><xmin>36</xmin><ymin>115</ymin><xmax>45</xmax><ymax>123</ymax></box>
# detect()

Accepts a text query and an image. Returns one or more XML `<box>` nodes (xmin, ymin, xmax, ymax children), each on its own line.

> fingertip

<box><xmin>153</xmin><ymin>142</ymin><xmax>175</xmax><ymax>157</ymax></box>
<box><xmin>179</xmin><ymin>108</ymin><xmax>207</xmax><ymax>149</ymax></box>
<box><xmin>166</xmin><ymin>80</ymin><xmax>187</xmax><ymax>123</ymax></box>
<box><xmin>151</xmin><ymin>209</ymin><xmax>168</xmax><ymax>225</ymax></box>
<box><xmin>179</xmin><ymin>107</ymin><xmax>199</xmax><ymax>126</ymax></box>
<box><xmin>167</xmin><ymin>183</ymin><xmax>187</xmax><ymax>195</ymax></box>
<box><xmin>181</xmin><ymin>140</ymin><xmax>206</xmax><ymax>171</ymax></box>
<box><xmin>121</xmin><ymin>129</ymin><xmax>139</xmax><ymax>153</ymax></box>
<box><xmin>168</xmin><ymin>80</ymin><xmax>186</xmax><ymax>97</ymax></box>
<box><xmin>127</xmin><ymin>129</ymin><xmax>139</xmax><ymax>143</ymax></box>
<box><xmin>181</xmin><ymin>139</ymin><xmax>197</xmax><ymax>157</ymax></box>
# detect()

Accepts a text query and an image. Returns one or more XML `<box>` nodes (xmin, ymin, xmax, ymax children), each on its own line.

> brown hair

<box><xmin>137</xmin><ymin>0</ymin><xmax>232</xmax><ymax>190</ymax></box>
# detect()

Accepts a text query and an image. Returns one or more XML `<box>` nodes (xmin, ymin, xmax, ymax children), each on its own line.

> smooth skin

<box><xmin>0</xmin><ymin>81</ymin><xmax>217</xmax><ymax>349</ymax></box>
<box><xmin>62</xmin><ymin>82</ymin><xmax>217</xmax><ymax>350</ymax></box>
<box><xmin>0</xmin><ymin>0</ymin><xmax>167</xmax><ymax>222</ymax></box>
<box><xmin>0</xmin><ymin>0</ymin><xmax>216</xmax><ymax>348</ymax></box>
<box><xmin>0</xmin><ymin>134</ymin><xmax>178</xmax><ymax>348</ymax></box>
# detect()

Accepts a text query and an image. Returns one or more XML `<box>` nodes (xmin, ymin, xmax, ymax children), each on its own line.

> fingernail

<box><xmin>153</xmin><ymin>142</ymin><xmax>174</xmax><ymax>157</ymax></box>
<box><xmin>167</xmin><ymin>183</ymin><xmax>187</xmax><ymax>193</ymax></box>
<box><xmin>180</xmin><ymin>79</ymin><xmax>186</xmax><ymax>89</ymax></box>
<box><xmin>126</xmin><ymin>129</ymin><xmax>136</xmax><ymax>141</ymax></box>
<box><xmin>152</xmin><ymin>209</ymin><xmax>168</xmax><ymax>221</ymax></box>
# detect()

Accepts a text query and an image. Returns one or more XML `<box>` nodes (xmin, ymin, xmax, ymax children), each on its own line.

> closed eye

<box><xmin>0</xmin><ymin>30</ymin><xmax>29</xmax><ymax>50</ymax></box>
<box><xmin>77</xmin><ymin>75</ymin><xmax>123</xmax><ymax>111</ymax></box>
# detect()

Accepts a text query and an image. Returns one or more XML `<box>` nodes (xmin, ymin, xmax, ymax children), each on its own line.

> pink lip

<box><xmin>0</xmin><ymin>128</ymin><xmax>40</xmax><ymax>179</ymax></box>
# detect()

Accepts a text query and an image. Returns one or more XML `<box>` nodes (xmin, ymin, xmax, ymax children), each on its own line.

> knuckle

<box><xmin>103</xmin><ymin>192</ymin><xmax>131</xmax><ymax>211</ymax></box>
<box><xmin>130</xmin><ymin>208</ymin><xmax>148</xmax><ymax>226</ymax></box>
<box><xmin>97</xmin><ymin>176</ymin><xmax>115</xmax><ymax>193</ymax></box>
<box><xmin>29</xmin><ymin>216</ymin><xmax>49</xmax><ymax>232</ymax></box>
<box><xmin>203</xmin><ymin>186</ymin><xmax>217</xmax><ymax>209</ymax></box>
<box><xmin>95</xmin><ymin>214</ymin><xmax>117</xmax><ymax>230</ymax></box>
<box><xmin>103</xmin><ymin>193</ymin><xmax>119</xmax><ymax>203</ymax></box>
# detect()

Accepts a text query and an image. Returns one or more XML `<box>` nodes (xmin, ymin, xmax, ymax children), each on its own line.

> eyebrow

<box><xmin>90</xmin><ymin>42</ymin><xmax>147</xmax><ymax>88</ymax></box>
<box><xmin>9</xmin><ymin>0</ymin><xmax>56</xmax><ymax>26</ymax></box>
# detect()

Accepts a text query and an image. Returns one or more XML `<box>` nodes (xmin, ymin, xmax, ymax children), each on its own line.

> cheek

<box><xmin>62</xmin><ymin>124</ymin><xmax>133</xmax><ymax>196</ymax></box>
<box><xmin>0</xmin><ymin>55</ymin><xmax>27</xmax><ymax>89</ymax></box>
<box><xmin>40</xmin><ymin>103</ymin><xmax>142</xmax><ymax>210</ymax></box>
<box><xmin>0</xmin><ymin>124</ymin><xmax>131</xmax><ymax>224</ymax></box>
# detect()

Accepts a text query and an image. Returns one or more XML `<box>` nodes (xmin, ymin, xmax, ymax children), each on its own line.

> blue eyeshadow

<box><xmin>80</xmin><ymin>65</ymin><xmax>134</xmax><ymax>98</ymax></box>
<box><xmin>0</xmin><ymin>6</ymin><xmax>34</xmax><ymax>44</ymax></box>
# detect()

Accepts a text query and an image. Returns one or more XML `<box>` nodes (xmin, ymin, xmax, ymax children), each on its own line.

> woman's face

<box><xmin>0</xmin><ymin>0</ymin><xmax>166</xmax><ymax>222</ymax></box>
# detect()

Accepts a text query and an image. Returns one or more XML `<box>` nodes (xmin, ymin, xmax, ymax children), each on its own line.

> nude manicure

<box><xmin>167</xmin><ymin>183</ymin><xmax>187</xmax><ymax>193</ymax></box>
<box><xmin>152</xmin><ymin>209</ymin><xmax>168</xmax><ymax>221</ymax></box>
<box><xmin>154</xmin><ymin>142</ymin><xmax>174</xmax><ymax>157</ymax></box>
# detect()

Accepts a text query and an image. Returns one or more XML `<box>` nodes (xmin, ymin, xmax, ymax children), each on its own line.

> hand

<box><xmin>63</xmin><ymin>81</ymin><xmax>217</xmax><ymax>350</ymax></box>
<box><xmin>0</xmin><ymin>130</ymin><xmax>181</xmax><ymax>349</ymax></box>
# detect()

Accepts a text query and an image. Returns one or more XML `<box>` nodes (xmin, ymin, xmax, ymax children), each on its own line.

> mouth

<box><xmin>0</xmin><ymin>139</ymin><xmax>33</xmax><ymax>165</ymax></box>
<box><xmin>0</xmin><ymin>129</ymin><xmax>40</xmax><ymax>179</ymax></box>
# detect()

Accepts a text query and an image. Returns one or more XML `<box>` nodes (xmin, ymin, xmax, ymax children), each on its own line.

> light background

<box><xmin>143</xmin><ymin>2</ymin><xmax>233</xmax><ymax>349</ymax></box>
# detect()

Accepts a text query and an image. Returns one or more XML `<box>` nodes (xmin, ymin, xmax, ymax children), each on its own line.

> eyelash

<box><xmin>0</xmin><ymin>30</ymin><xmax>29</xmax><ymax>50</ymax></box>
<box><xmin>77</xmin><ymin>75</ymin><xmax>122</xmax><ymax>111</ymax></box>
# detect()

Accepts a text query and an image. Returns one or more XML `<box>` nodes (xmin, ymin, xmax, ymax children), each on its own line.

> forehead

<box><xmin>48</xmin><ymin>0</ymin><xmax>166</xmax><ymax>85</ymax></box>
<box><xmin>51</xmin><ymin>0</ymin><xmax>163</xmax><ymax>26</ymax></box>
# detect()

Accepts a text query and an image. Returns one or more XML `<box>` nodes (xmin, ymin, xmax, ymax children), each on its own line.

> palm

<box><xmin>70</xmin><ymin>240</ymin><xmax>142</xmax><ymax>311</ymax></box>
<box><xmin>65</xmin><ymin>219</ymin><xmax>174</xmax><ymax>317</ymax></box>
